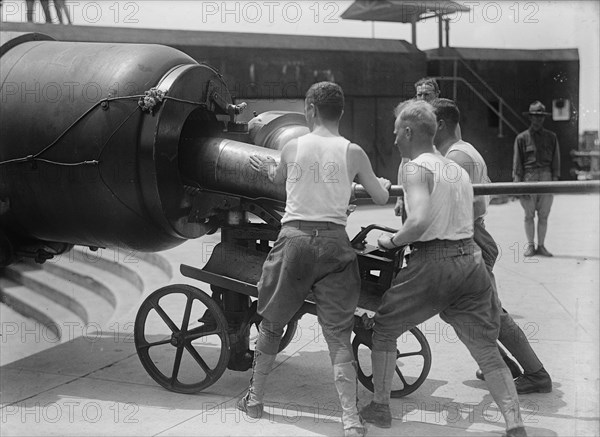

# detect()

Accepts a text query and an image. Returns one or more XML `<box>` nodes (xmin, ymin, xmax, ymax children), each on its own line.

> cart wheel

<box><xmin>134</xmin><ymin>284</ymin><xmax>230</xmax><ymax>394</ymax></box>
<box><xmin>246</xmin><ymin>301</ymin><xmax>298</xmax><ymax>353</ymax></box>
<box><xmin>352</xmin><ymin>327</ymin><xmax>431</xmax><ymax>398</ymax></box>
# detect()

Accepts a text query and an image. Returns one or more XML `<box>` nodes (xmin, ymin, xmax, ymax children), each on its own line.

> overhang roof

<box><xmin>341</xmin><ymin>0</ymin><xmax>470</xmax><ymax>23</ymax></box>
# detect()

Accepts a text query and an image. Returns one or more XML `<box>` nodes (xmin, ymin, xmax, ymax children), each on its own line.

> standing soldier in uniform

<box><xmin>513</xmin><ymin>101</ymin><xmax>560</xmax><ymax>257</ymax></box>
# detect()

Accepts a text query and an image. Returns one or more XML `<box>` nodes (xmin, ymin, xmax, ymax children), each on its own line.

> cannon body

<box><xmin>0</xmin><ymin>32</ymin><xmax>306</xmax><ymax>265</ymax></box>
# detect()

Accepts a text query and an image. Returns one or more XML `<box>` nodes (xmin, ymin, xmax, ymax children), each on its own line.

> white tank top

<box><xmin>282</xmin><ymin>134</ymin><xmax>352</xmax><ymax>226</ymax></box>
<box><xmin>405</xmin><ymin>152</ymin><xmax>473</xmax><ymax>242</ymax></box>
<box><xmin>446</xmin><ymin>140</ymin><xmax>491</xmax><ymax>219</ymax></box>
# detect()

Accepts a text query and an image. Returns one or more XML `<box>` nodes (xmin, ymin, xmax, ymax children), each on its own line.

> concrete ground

<box><xmin>1</xmin><ymin>194</ymin><xmax>598</xmax><ymax>436</ymax></box>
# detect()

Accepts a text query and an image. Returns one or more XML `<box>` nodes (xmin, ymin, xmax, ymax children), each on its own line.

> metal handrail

<box><xmin>432</xmin><ymin>56</ymin><xmax>529</xmax><ymax>129</ymax></box>
<box><xmin>434</xmin><ymin>76</ymin><xmax>521</xmax><ymax>136</ymax></box>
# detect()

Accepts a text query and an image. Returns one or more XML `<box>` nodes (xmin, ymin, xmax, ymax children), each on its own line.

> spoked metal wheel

<box><xmin>246</xmin><ymin>300</ymin><xmax>299</xmax><ymax>353</ymax></box>
<box><xmin>134</xmin><ymin>284</ymin><xmax>230</xmax><ymax>394</ymax></box>
<box><xmin>353</xmin><ymin>327</ymin><xmax>431</xmax><ymax>398</ymax></box>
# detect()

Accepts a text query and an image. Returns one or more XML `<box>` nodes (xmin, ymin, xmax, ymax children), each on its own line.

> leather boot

<box><xmin>535</xmin><ymin>245</ymin><xmax>553</xmax><ymax>257</ymax></box>
<box><xmin>333</xmin><ymin>362</ymin><xmax>366</xmax><ymax>437</ymax></box>
<box><xmin>503</xmin><ymin>426</ymin><xmax>528</xmax><ymax>437</ymax></box>
<box><xmin>237</xmin><ymin>350</ymin><xmax>277</xmax><ymax>419</ymax></box>
<box><xmin>524</xmin><ymin>244</ymin><xmax>536</xmax><ymax>257</ymax></box>
<box><xmin>359</xmin><ymin>350</ymin><xmax>396</xmax><ymax>428</ymax></box>
<box><xmin>485</xmin><ymin>368</ymin><xmax>524</xmax><ymax>433</ymax></box>
<box><xmin>514</xmin><ymin>367</ymin><xmax>552</xmax><ymax>394</ymax></box>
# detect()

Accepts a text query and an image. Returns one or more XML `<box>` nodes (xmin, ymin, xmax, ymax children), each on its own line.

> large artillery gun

<box><xmin>0</xmin><ymin>32</ymin><xmax>431</xmax><ymax>395</ymax></box>
<box><xmin>0</xmin><ymin>31</ymin><xmax>300</xmax><ymax>267</ymax></box>
<box><xmin>1</xmin><ymin>32</ymin><xmax>598</xmax><ymax>396</ymax></box>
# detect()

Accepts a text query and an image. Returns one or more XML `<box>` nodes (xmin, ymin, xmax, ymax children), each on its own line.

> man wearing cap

<box><xmin>513</xmin><ymin>101</ymin><xmax>560</xmax><ymax>257</ymax></box>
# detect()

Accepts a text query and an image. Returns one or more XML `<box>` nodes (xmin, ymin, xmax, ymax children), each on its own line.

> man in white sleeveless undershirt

<box><xmin>360</xmin><ymin>100</ymin><xmax>526</xmax><ymax>437</ymax></box>
<box><xmin>238</xmin><ymin>81</ymin><xmax>391</xmax><ymax>437</ymax></box>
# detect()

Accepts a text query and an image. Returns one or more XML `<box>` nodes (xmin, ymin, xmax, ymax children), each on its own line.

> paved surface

<box><xmin>1</xmin><ymin>194</ymin><xmax>598</xmax><ymax>436</ymax></box>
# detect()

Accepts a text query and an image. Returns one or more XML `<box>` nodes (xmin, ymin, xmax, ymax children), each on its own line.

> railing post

<box><xmin>438</xmin><ymin>14</ymin><xmax>443</xmax><ymax>48</ymax></box>
<box><xmin>452</xmin><ymin>59</ymin><xmax>458</xmax><ymax>101</ymax></box>
<box><xmin>498</xmin><ymin>101</ymin><xmax>504</xmax><ymax>138</ymax></box>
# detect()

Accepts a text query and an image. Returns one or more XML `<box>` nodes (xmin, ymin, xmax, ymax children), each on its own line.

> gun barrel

<box><xmin>179</xmin><ymin>137</ymin><xmax>286</xmax><ymax>202</ymax></box>
<box><xmin>354</xmin><ymin>181</ymin><xmax>600</xmax><ymax>199</ymax></box>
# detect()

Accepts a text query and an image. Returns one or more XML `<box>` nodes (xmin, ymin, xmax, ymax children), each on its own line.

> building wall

<box><xmin>428</xmin><ymin>53</ymin><xmax>579</xmax><ymax>181</ymax></box>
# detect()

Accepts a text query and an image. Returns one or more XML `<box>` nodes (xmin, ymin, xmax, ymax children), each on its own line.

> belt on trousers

<box><xmin>410</xmin><ymin>238</ymin><xmax>475</xmax><ymax>258</ymax></box>
<box><xmin>283</xmin><ymin>220</ymin><xmax>345</xmax><ymax>230</ymax></box>
<box><xmin>283</xmin><ymin>220</ymin><xmax>345</xmax><ymax>236</ymax></box>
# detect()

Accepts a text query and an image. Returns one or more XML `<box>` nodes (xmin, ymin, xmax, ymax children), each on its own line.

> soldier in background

<box><xmin>26</xmin><ymin>0</ymin><xmax>52</xmax><ymax>23</ymax></box>
<box><xmin>53</xmin><ymin>0</ymin><xmax>72</xmax><ymax>24</ymax></box>
<box><xmin>513</xmin><ymin>101</ymin><xmax>560</xmax><ymax>257</ymax></box>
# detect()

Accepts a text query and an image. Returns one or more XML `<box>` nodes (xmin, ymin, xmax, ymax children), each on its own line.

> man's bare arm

<box><xmin>394</xmin><ymin>158</ymin><xmax>410</xmax><ymax>217</ymax></box>
<box><xmin>378</xmin><ymin>168</ymin><xmax>433</xmax><ymax>249</ymax></box>
<box><xmin>352</xmin><ymin>144</ymin><xmax>390</xmax><ymax>205</ymax></box>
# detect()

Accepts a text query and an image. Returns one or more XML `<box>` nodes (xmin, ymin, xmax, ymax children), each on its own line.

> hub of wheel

<box><xmin>170</xmin><ymin>332</ymin><xmax>184</xmax><ymax>347</ymax></box>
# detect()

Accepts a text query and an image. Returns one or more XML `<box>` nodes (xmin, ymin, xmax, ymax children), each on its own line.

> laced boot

<box><xmin>514</xmin><ymin>367</ymin><xmax>552</xmax><ymax>394</ymax></box>
<box><xmin>360</xmin><ymin>401</ymin><xmax>391</xmax><ymax>429</ymax></box>
<box><xmin>359</xmin><ymin>350</ymin><xmax>396</xmax><ymax>428</ymax></box>
<box><xmin>236</xmin><ymin>350</ymin><xmax>276</xmax><ymax>419</ymax></box>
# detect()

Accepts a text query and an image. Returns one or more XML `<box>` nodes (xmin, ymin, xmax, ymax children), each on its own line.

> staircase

<box><xmin>430</xmin><ymin>50</ymin><xmax>529</xmax><ymax>138</ymax></box>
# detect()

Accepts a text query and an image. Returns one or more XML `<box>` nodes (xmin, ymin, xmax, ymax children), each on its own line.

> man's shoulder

<box><xmin>448</xmin><ymin>140</ymin><xmax>477</xmax><ymax>154</ymax></box>
<box><xmin>449</xmin><ymin>140</ymin><xmax>484</xmax><ymax>160</ymax></box>
<box><xmin>410</xmin><ymin>152</ymin><xmax>450</xmax><ymax>171</ymax></box>
<box><xmin>347</xmin><ymin>142</ymin><xmax>367</xmax><ymax>157</ymax></box>
<box><xmin>282</xmin><ymin>137</ymin><xmax>299</xmax><ymax>148</ymax></box>
<box><xmin>280</xmin><ymin>138</ymin><xmax>299</xmax><ymax>159</ymax></box>
<box><xmin>542</xmin><ymin>128</ymin><xmax>558</xmax><ymax>139</ymax></box>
